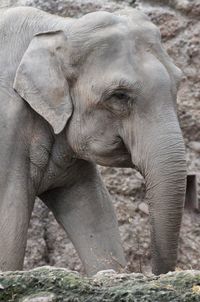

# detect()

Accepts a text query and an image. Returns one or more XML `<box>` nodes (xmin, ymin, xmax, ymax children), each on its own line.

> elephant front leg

<box><xmin>40</xmin><ymin>161</ymin><xmax>126</xmax><ymax>276</ymax></box>
<box><xmin>0</xmin><ymin>181</ymin><xmax>35</xmax><ymax>271</ymax></box>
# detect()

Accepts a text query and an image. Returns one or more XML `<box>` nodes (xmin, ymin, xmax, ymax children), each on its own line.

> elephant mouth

<box><xmin>72</xmin><ymin>135</ymin><xmax>133</xmax><ymax>168</ymax></box>
<box><xmin>90</xmin><ymin>139</ymin><xmax>134</xmax><ymax>168</ymax></box>
<box><xmin>92</xmin><ymin>152</ymin><xmax>133</xmax><ymax>168</ymax></box>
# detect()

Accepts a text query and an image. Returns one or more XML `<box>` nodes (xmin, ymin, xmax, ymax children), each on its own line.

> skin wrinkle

<box><xmin>99</xmin><ymin>79</ymin><xmax>142</xmax><ymax>105</ymax></box>
<box><xmin>38</xmin><ymin>135</ymin><xmax>76</xmax><ymax>193</ymax></box>
<box><xmin>145</xmin><ymin>157</ymin><xmax>186</xmax><ymax>272</ymax></box>
<box><xmin>144</xmin><ymin>153</ymin><xmax>185</xmax><ymax>191</ymax></box>
<box><xmin>28</xmin><ymin>111</ymin><xmax>50</xmax><ymax>192</ymax></box>
<box><xmin>0</xmin><ymin>115</ymin><xmax>31</xmax><ymax>201</ymax></box>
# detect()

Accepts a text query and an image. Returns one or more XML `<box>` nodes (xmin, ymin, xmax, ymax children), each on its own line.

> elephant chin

<box><xmin>92</xmin><ymin>152</ymin><xmax>133</xmax><ymax>168</ymax></box>
<box><xmin>75</xmin><ymin>138</ymin><xmax>134</xmax><ymax>168</ymax></box>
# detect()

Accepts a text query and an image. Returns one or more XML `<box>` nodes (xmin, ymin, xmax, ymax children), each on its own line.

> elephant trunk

<box><xmin>122</xmin><ymin>111</ymin><xmax>187</xmax><ymax>275</ymax></box>
<box><xmin>144</xmin><ymin>135</ymin><xmax>186</xmax><ymax>275</ymax></box>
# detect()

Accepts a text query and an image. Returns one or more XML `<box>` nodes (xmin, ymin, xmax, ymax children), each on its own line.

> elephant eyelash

<box><xmin>104</xmin><ymin>79</ymin><xmax>142</xmax><ymax>97</ymax></box>
<box><xmin>102</xmin><ymin>90</ymin><xmax>134</xmax><ymax>105</ymax></box>
<box><xmin>100</xmin><ymin>87</ymin><xmax>130</xmax><ymax>101</ymax></box>
<box><xmin>110</xmin><ymin>91</ymin><xmax>132</xmax><ymax>101</ymax></box>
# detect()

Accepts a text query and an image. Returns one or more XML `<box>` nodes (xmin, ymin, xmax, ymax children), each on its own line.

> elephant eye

<box><xmin>112</xmin><ymin>92</ymin><xmax>131</xmax><ymax>101</ymax></box>
<box><xmin>102</xmin><ymin>91</ymin><xmax>133</xmax><ymax>116</ymax></box>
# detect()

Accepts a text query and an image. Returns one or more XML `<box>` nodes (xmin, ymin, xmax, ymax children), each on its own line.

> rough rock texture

<box><xmin>0</xmin><ymin>267</ymin><xmax>200</xmax><ymax>302</ymax></box>
<box><xmin>0</xmin><ymin>0</ymin><xmax>200</xmax><ymax>274</ymax></box>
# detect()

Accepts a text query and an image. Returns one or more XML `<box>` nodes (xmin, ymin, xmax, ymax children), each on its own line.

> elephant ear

<box><xmin>13</xmin><ymin>30</ymin><xmax>72</xmax><ymax>134</ymax></box>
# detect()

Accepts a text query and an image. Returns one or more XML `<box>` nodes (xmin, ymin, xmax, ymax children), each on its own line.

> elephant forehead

<box><xmin>69</xmin><ymin>10</ymin><xmax>160</xmax><ymax>74</ymax></box>
<box><xmin>68</xmin><ymin>9</ymin><xmax>160</xmax><ymax>57</ymax></box>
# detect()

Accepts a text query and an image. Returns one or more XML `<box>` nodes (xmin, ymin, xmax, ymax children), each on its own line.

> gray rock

<box><xmin>21</xmin><ymin>292</ymin><xmax>56</xmax><ymax>302</ymax></box>
<box><xmin>189</xmin><ymin>141</ymin><xmax>200</xmax><ymax>153</ymax></box>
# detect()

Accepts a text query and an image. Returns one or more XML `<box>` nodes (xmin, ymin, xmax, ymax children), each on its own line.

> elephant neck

<box><xmin>29</xmin><ymin>126</ymin><xmax>76</xmax><ymax>195</ymax></box>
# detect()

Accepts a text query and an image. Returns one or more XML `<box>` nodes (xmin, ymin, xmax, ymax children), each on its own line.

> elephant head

<box><xmin>13</xmin><ymin>9</ymin><xmax>186</xmax><ymax>275</ymax></box>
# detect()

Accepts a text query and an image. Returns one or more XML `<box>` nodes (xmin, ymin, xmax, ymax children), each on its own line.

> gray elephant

<box><xmin>0</xmin><ymin>6</ymin><xmax>186</xmax><ymax>276</ymax></box>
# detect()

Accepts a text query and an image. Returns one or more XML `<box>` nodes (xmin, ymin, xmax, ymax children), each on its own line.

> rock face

<box><xmin>0</xmin><ymin>0</ymin><xmax>200</xmax><ymax>274</ymax></box>
<box><xmin>0</xmin><ymin>267</ymin><xmax>200</xmax><ymax>302</ymax></box>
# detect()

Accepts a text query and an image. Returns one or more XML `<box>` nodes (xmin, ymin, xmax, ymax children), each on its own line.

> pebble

<box><xmin>188</xmin><ymin>141</ymin><xmax>200</xmax><ymax>153</ymax></box>
<box><xmin>138</xmin><ymin>202</ymin><xmax>149</xmax><ymax>215</ymax></box>
<box><xmin>21</xmin><ymin>293</ymin><xmax>56</xmax><ymax>302</ymax></box>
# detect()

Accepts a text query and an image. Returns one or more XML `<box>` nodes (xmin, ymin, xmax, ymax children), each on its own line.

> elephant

<box><xmin>0</xmin><ymin>6</ymin><xmax>186</xmax><ymax>276</ymax></box>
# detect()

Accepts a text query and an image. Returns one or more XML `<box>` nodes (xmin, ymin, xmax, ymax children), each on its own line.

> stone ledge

<box><xmin>0</xmin><ymin>266</ymin><xmax>200</xmax><ymax>301</ymax></box>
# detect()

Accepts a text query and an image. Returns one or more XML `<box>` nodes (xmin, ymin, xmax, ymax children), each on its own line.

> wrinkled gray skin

<box><xmin>0</xmin><ymin>6</ymin><xmax>186</xmax><ymax>276</ymax></box>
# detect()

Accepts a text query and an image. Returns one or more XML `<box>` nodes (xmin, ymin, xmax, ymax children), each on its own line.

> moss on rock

<box><xmin>0</xmin><ymin>267</ymin><xmax>200</xmax><ymax>301</ymax></box>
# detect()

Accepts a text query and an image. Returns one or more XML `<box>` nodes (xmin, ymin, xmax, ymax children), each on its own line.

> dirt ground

<box><xmin>2</xmin><ymin>0</ymin><xmax>200</xmax><ymax>274</ymax></box>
